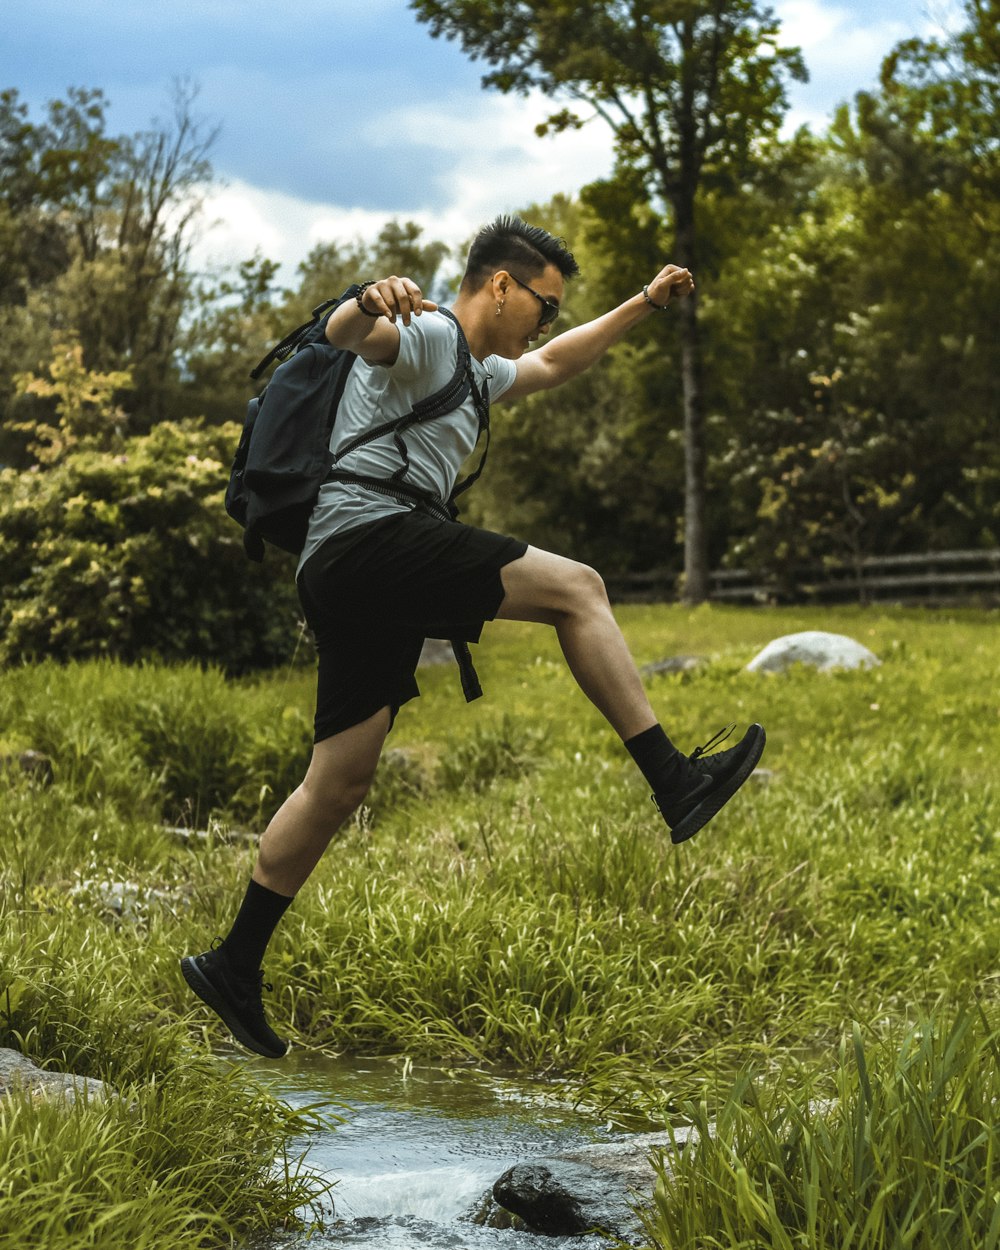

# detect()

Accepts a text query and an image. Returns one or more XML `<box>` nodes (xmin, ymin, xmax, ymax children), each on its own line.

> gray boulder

<box><xmin>491</xmin><ymin>1129</ymin><xmax>694</xmax><ymax>1240</ymax></box>
<box><xmin>746</xmin><ymin>630</ymin><xmax>880</xmax><ymax>674</ymax></box>
<box><xmin>0</xmin><ymin>1048</ymin><xmax>110</xmax><ymax>1106</ymax></box>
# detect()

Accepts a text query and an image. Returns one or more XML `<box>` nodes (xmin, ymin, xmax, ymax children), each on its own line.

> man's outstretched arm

<box><xmin>498</xmin><ymin>263</ymin><xmax>694</xmax><ymax>403</ymax></box>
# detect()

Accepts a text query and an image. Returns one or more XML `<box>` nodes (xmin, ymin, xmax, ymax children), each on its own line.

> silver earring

<box><xmin>496</xmin><ymin>299</ymin><xmax>504</xmax><ymax>317</ymax></box>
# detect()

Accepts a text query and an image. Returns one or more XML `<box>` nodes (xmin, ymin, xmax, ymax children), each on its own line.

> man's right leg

<box><xmin>181</xmin><ymin>707</ymin><xmax>391</xmax><ymax>1057</ymax></box>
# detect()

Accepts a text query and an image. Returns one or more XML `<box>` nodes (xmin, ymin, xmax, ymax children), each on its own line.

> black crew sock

<box><xmin>218</xmin><ymin>879</ymin><xmax>294</xmax><ymax>978</ymax></box>
<box><xmin>625</xmin><ymin>724</ymin><xmax>696</xmax><ymax>795</ymax></box>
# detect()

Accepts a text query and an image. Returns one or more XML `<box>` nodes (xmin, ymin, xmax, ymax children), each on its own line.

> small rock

<box><xmin>746</xmin><ymin>631</ymin><xmax>880</xmax><ymax>674</ymax></box>
<box><xmin>640</xmin><ymin>655</ymin><xmax>705</xmax><ymax>677</ymax></box>
<box><xmin>418</xmin><ymin>638</ymin><xmax>456</xmax><ymax>667</ymax></box>
<box><xmin>0</xmin><ymin>1048</ymin><xmax>110</xmax><ymax>1107</ymax></box>
<box><xmin>0</xmin><ymin>751</ymin><xmax>54</xmax><ymax>785</ymax></box>
<box><xmin>70</xmin><ymin>878</ymin><xmax>186</xmax><ymax>921</ymax></box>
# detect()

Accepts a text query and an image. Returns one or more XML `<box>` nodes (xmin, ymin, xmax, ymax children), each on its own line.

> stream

<box><xmin>246</xmin><ymin>1052</ymin><xmax>627</xmax><ymax>1248</ymax></box>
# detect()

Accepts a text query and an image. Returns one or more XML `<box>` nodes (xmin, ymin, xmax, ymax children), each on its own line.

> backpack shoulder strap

<box><xmin>437</xmin><ymin>308</ymin><xmax>491</xmax><ymax>504</ymax></box>
<box><xmin>248</xmin><ymin>286</ymin><xmax>361</xmax><ymax>381</ymax></box>
<box><xmin>328</xmin><ymin>307</ymin><xmax>475</xmax><ymax>472</ymax></box>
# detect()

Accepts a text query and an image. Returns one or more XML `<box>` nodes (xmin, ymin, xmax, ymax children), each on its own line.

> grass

<box><xmin>0</xmin><ymin>602</ymin><xmax>997</xmax><ymax>1246</ymax></box>
<box><xmin>646</xmin><ymin>1002</ymin><xmax>1000</xmax><ymax>1249</ymax></box>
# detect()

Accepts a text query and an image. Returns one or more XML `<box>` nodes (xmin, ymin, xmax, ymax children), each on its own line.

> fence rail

<box><xmin>606</xmin><ymin>549</ymin><xmax>1000</xmax><ymax>607</ymax></box>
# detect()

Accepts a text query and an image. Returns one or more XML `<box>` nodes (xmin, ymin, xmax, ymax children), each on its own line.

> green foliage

<box><xmin>0</xmin><ymin>606</ymin><xmax>996</xmax><ymax>1243</ymax></box>
<box><xmin>0</xmin><ymin>659</ymin><xmax>313</xmax><ymax>827</ymax></box>
<box><xmin>0</xmin><ymin>910</ymin><xmax>328</xmax><ymax>1249</ymax></box>
<box><xmin>646</xmin><ymin>1005</ymin><xmax>1000</xmax><ymax>1248</ymax></box>
<box><xmin>698</xmin><ymin>1</ymin><xmax>1000</xmax><ymax>573</ymax></box>
<box><xmin>0</xmin><ymin>416</ymin><xmax>301</xmax><ymax>670</ymax></box>
<box><xmin>437</xmin><ymin>711</ymin><xmax>543</xmax><ymax>792</ymax></box>
<box><xmin>0</xmin><ymin>83</ymin><xmax>214</xmax><ymax>434</ymax></box>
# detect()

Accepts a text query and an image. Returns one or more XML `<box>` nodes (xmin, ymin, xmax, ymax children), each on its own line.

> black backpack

<box><xmin>225</xmin><ymin>284</ymin><xmax>489</xmax><ymax>563</ymax></box>
<box><xmin>225</xmin><ymin>284</ymin><xmax>491</xmax><ymax>700</ymax></box>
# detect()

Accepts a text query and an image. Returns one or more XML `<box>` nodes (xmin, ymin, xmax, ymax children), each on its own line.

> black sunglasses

<box><xmin>509</xmin><ymin>273</ymin><xmax>560</xmax><ymax>328</ymax></box>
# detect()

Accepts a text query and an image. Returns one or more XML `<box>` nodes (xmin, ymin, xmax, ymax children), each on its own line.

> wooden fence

<box><xmin>606</xmin><ymin>549</ymin><xmax>1000</xmax><ymax>607</ymax></box>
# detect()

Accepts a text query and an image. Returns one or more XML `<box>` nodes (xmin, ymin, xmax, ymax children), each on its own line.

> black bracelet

<box><xmin>355</xmin><ymin>281</ymin><xmax>381</xmax><ymax>317</ymax></box>
<box><xmin>642</xmin><ymin>284</ymin><xmax>669</xmax><ymax>310</ymax></box>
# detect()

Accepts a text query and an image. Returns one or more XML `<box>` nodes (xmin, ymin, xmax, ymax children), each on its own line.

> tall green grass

<box><xmin>645</xmin><ymin>1002</ymin><xmax>1000</xmax><ymax>1249</ymax></box>
<box><xmin>1</xmin><ymin>604</ymin><xmax>997</xmax><ymax>1245</ymax></box>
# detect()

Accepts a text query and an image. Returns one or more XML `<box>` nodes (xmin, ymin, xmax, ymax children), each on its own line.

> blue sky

<box><xmin>2</xmin><ymin>0</ymin><xmax>961</xmax><ymax>281</ymax></box>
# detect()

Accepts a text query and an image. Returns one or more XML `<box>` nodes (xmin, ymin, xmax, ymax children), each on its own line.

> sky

<box><xmin>2</xmin><ymin>0</ymin><xmax>962</xmax><ymax>285</ymax></box>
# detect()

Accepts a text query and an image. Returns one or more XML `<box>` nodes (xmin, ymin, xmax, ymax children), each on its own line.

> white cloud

<box><xmin>371</xmin><ymin>88</ymin><xmax>616</xmax><ymax>227</ymax></box>
<box><xmin>190</xmin><ymin>89</ymin><xmax>617</xmax><ymax>284</ymax></box>
<box><xmin>190</xmin><ymin>181</ymin><xmax>412</xmax><ymax>281</ymax></box>
<box><xmin>775</xmin><ymin>0</ymin><xmax>967</xmax><ymax>130</ymax></box>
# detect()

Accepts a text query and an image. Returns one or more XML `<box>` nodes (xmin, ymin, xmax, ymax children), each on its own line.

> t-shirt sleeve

<box><xmin>389</xmin><ymin>312</ymin><xmax>457</xmax><ymax>390</ymax></box>
<box><xmin>484</xmin><ymin>354</ymin><xmax>517</xmax><ymax>400</ymax></box>
<box><xmin>390</xmin><ymin>313</ymin><xmax>518</xmax><ymax>400</ymax></box>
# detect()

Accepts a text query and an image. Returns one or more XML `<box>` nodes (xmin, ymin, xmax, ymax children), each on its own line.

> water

<box><xmin>247</xmin><ymin>1052</ymin><xmax>621</xmax><ymax>1248</ymax></box>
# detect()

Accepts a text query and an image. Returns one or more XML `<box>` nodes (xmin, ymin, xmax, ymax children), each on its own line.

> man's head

<box><xmin>461</xmin><ymin>216</ymin><xmax>580</xmax><ymax>295</ymax></box>
<box><xmin>460</xmin><ymin>216</ymin><xmax>580</xmax><ymax>358</ymax></box>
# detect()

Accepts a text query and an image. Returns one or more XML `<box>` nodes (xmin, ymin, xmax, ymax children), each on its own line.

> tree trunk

<box><xmin>673</xmin><ymin>197</ymin><xmax>709</xmax><ymax>604</ymax></box>
<box><xmin>678</xmin><ymin>290</ymin><xmax>708</xmax><ymax>603</ymax></box>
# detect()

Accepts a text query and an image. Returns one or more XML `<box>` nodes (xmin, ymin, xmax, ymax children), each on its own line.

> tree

<box><xmin>0</xmin><ymin>82</ymin><xmax>217</xmax><ymax>437</ymax></box>
<box><xmin>411</xmin><ymin>0</ymin><xmax>805</xmax><ymax>600</ymax></box>
<box><xmin>0</xmin><ymin>337</ymin><xmax>299</xmax><ymax>670</ymax></box>
<box><xmin>699</xmin><ymin>0</ymin><xmax>999</xmax><ymax>579</ymax></box>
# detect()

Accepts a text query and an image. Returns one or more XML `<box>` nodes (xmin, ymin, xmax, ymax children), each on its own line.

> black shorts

<box><xmin>297</xmin><ymin>511</ymin><xmax>528</xmax><ymax>742</ymax></box>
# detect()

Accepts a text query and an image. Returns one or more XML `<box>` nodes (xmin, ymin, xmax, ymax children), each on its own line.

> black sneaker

<box><xmin>652</xmin><ymin>723</ymin><xmax>766</xmax><ymax>844</ymax></box>
<box><xmin>180</xmin><ymin>942</ymin><xmax>288</xmax><ymax>1058</ymax></box>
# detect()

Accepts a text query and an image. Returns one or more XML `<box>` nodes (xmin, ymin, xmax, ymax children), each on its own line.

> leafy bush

<box><xmin>0</xmin><ymin>418</ymin><xmax>302</xmax><ymax>671</ymax></box>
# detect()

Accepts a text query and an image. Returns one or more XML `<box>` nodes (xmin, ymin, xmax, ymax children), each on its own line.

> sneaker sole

<box><xmin>670</xmin><ymin>723</ymin><xmax>766</xmax><ymax>845</ymax></box>
<box><xmin>180</xmin><ymin>956</ymin><xmax>288</xmax><ymax>1059</ymax></box>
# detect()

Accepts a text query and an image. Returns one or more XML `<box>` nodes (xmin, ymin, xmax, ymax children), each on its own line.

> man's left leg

<box><xmin>496</xmin><ymin>546</ymin><xmax>764</xmax><ymax>842</ymax></box>
<box><xmin>181</xmin><ymin>707</ymin><xmax>392</xmax><ymax>1057</ymax></box>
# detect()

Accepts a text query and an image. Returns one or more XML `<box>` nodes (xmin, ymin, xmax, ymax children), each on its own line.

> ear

<box><xmin>491</xmin><ymin>270</ymin><xmax>512</xmax><ymax>300</ymax></box>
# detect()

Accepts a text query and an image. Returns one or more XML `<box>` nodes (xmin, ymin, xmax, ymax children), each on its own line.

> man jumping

<box><xmin>181</xmin><ymin>216</ymin><xmax>765</xmax><ymax>1057</ymax></box>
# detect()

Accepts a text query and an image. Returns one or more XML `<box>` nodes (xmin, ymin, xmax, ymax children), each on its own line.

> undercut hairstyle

<box><xmin>460</xmin><ymin>215</ymin><xmax>580</xmax><ymax>293</ymax></box>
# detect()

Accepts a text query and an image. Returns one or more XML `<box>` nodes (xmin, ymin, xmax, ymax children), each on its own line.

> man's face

<box><xmin>497</xmin><ymin>263</ymin><xmax>565</xmax><ymax>358</ymax></box>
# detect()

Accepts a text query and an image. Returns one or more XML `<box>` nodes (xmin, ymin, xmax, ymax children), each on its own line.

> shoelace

<box><xmin>690</xmin><ymin>723</ymin><xmax>736</xmax><ymax>762</ymax></box>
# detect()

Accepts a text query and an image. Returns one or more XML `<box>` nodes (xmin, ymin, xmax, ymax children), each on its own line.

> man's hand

<box><xmin>645</xmin><ymin>263</ymin><xmax>695</xmax><ymax>308</ymax></box>
<box><xmin>360</xmin><ymin>276</ymin><xmax>438</xmax><ymax>326</ymax></box>
<box><xmin>326</xmin><ymin>274</ymin><xmax>439</xmax><ymax>363</ymax></box>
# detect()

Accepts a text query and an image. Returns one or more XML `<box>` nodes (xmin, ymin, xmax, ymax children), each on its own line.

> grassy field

<box><xmin>1</xmin><ymin>603</ymin><xmax>997</xmax><ymax>1247</ymax></box>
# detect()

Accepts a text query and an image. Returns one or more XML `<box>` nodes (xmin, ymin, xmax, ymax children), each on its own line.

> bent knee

<box><xmin>565</xmin><ymin>560</ymin><xmax>609</xmax><ymax>612</ymax></box>
<box><xmin>301</xmin><ymin>763</ymin><xmax>376</xmax><ymax>818</ymax></box>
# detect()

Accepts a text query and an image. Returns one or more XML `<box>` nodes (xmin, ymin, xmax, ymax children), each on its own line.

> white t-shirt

<box><xmin>297</xmin><ymin>311</ymin><xmax>517</xmax><ymax>573</ymax></box>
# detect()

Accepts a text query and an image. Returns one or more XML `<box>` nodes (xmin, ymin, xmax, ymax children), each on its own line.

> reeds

<box><xmin>646</xmin><ymin>1004</ymin><xmax>1000</xmax><ymax>1248</ymax></box>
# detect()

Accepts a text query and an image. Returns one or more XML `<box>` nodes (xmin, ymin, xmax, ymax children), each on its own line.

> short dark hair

<box><xmin>461</xmin><ymin>215</ymin><xmax>580</xmax><ymax>293</ymax></box>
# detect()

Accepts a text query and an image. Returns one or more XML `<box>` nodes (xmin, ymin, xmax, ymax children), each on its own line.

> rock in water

<box><xmin>492</xmin><ymin>1130</ymin><xmax>691</xmax><ymax>1240</ymax></box>
<box><xmin>746</xmin><ymin>630</ymin><xmax>880</xmax><ymax>673</ymax></box>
